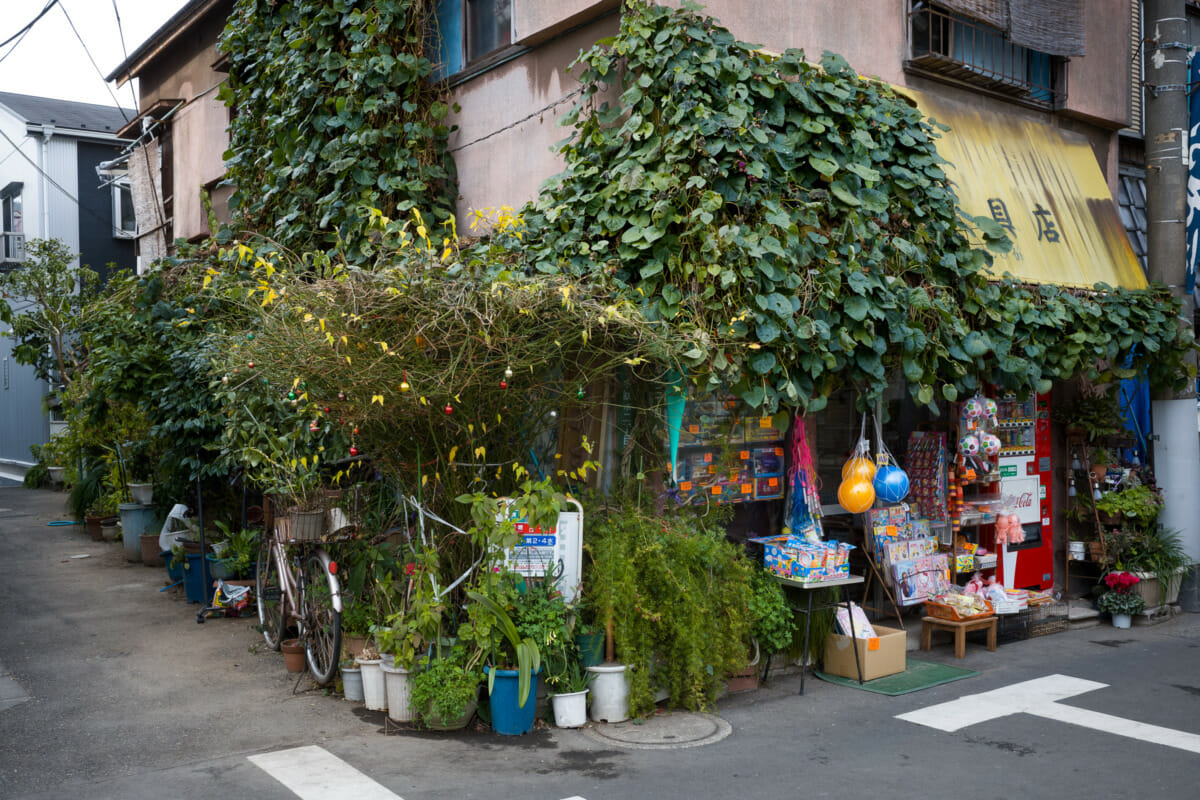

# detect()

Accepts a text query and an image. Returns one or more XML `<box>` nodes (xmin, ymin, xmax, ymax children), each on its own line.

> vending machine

<box><xmin>991</xmin><ymin>393</ymin><xmax>1054</xmax><ymax>590</ymax></box>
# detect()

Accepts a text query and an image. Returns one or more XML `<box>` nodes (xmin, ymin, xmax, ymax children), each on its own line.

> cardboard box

<box><xmin>823</xmin><ymin>624</ymin><xmax>906</xmax><ymax>681</ymax></box>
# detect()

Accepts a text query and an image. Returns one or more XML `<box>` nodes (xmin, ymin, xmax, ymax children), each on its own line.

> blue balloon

<box><xmin>873</xmin><ymin>465</ymin><xmax>910</xmax><ymax>503</ymax></box>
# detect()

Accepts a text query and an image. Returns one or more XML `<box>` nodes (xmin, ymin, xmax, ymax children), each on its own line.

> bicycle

<box><xmin>256</xmin><ymin>509</ymin><xmax>343</xmax><ymax>686</ymax></box>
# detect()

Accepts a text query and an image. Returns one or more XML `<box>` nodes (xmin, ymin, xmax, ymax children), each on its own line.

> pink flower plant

<box><xmin>1103</xmin><ymin>571</ymin><xmax>1140</xmax><ymax>594</ymax></box>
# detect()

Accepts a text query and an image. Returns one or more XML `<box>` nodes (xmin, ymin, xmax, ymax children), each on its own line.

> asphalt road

<box><xmin>2</xmin><ymin>485</ymin><xmax>1198</xmax><ymax>800</ymax></box>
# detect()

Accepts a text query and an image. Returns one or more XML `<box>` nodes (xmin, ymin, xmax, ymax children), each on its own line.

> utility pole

<box><xmin>1143</xmin><ymin>0</ymin><xmax>1200</xmax><ymax>609</ymax></box>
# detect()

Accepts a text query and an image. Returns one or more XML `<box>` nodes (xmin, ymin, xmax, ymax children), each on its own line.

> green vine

<box><xmin>521</xmin><ymin>1</ymin><xmax>1196</xmax><ymax>412</ymax></box>
<box><xmin>219</xmin><ymin>0</ymin><xmax>457</xmax><ymax>258</ymax></box>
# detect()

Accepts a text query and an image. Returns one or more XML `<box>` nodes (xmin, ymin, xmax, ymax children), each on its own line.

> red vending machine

<box><xmin>991</xmin><ymin>394</ymin><xmax>1054</xmax><ymax>590</ymax></box>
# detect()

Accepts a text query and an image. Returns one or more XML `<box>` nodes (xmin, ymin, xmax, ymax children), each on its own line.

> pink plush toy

<box><xmin>993</xmin><ymin>511</ymin><xmax>1025</xmax><ymax>546</ymax></box>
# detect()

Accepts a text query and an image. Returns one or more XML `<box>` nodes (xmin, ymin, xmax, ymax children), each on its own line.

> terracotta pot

<box><xmin>85</xmin><ymin>515</ymin><xmax>105</xmax><ymax>541</ymax></box>
<box><xmin>281</xmin><ymin>639</ymin><xmax>306</xmax><ymax>673</ymax></box>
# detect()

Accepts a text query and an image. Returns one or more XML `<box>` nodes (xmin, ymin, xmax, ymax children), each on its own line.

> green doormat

<box><xmin>814</xmin><ymin>658</ymin><xmax>978</xmax><ymax>695</ymax></box>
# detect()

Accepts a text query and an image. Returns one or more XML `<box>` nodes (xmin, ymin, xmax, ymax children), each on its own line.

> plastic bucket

<box><xmin>162</xmin><ymin>551</ymin><xmax>183</xmax><ymax>582</ymax></box>
<box><xmin>119</xmin><ymin>503</ymin><xmax>158</xmax><ymax>563</ymax></box>
<box><xmin>183</xmin><ymin>553</ymin><xmax>208</xmax><ymax>604</ymax></box>
<box><xmin>551</xmin><ymin>689</ymin><xmax>589</xmax><ymax>728</ymax></box>
<box><xmin>586</xmin><ymin>663</ymin><xmax>630</xmax><ymax>723</ymax></box>
<box><xmin>356</xmin><ymin>657</ymin><xmax>387</xmax><ymax>712</ymax></box>
<box><xmin>379</xmin><ymin>659</ymin><xmax>415</xmax><ymax>722</ymax></box>
<box><xmin>342</xmin><ymin>666</ymin><xmax>364</xmax><ymax>702</ymax></box>
<box><xmin>485</xmin><ymin>666</ymin><xmax>540</xmax><ymax>735</ymax></box>
<box><xmin>576</xmin><ymin>632</ymin><xmax>604</xmax><ymax>667</ymax></box>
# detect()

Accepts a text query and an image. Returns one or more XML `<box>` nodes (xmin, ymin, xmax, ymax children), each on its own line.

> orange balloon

<box><xmin>837</xmin><ymin>478</ymin><xmax>875</xmax><ymax>513</ymax></box>
<box><xmin>841</xmin><ymin>456</ymin><xmax>876</xmax><ymax>482</ymax></box>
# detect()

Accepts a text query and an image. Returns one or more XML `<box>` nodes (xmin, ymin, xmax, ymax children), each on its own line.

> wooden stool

<box><xmin>920</xmin><ymin>615</ymin><xmax>997</xmax><ymax>659</ymax></box>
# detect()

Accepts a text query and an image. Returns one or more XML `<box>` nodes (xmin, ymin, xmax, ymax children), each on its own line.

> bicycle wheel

<box><xmin>256</xmin><ymin>533</ymin><xmax>284</xmax><ymax>650</ymax></box>
<box><xmin>300</xmin><ymin>551</ymin><xmax>342</xmax><ymax>686</ymax></box>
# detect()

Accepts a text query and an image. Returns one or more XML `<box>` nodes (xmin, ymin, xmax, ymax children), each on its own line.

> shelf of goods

<box><xmin>667</xmin><ymin>395</ymin><xmax>789</xmax><ymax>507</ymax></box>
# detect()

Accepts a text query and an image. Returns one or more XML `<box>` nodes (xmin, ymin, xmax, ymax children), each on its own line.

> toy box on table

<box><xmin>751</xmin><ymin>535</ymin><xmax>853</xmax><ymax>582</ymax></box>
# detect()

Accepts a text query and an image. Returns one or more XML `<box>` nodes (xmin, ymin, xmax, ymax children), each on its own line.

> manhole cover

<box><xmin>581</xmin><ymin>712</ymin><xmax>732</xmax><ymax>750</ymax></box>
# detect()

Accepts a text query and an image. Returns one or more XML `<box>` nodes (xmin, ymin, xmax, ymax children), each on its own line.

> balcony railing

<box><xmin>909</xmin><ymin>5</ymin><xmax>1062</xmax><ymax>108</ymax></box>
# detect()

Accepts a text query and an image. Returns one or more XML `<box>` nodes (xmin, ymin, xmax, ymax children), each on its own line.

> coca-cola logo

<box><xmin>1015</xmin><ymin>492</ymin><xmax>1034</xmax><ymax>508</ymax></box>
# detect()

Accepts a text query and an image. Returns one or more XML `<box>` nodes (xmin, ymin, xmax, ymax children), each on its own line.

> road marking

<box><xmin>249</xmin><ymin>745</ymin><xmax>403</xmax><ymax>799</ymax></box>
<box><xmin>897</xmin><ymin>673</ymin><xmax>1200</xmax><ymax>754</ymax></box>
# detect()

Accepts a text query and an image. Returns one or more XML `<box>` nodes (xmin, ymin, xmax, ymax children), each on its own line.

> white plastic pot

<box><xmin>379</xmin><ymin>658</ymin><xmax>415</xmax><ymax>722</ymax></box>
<box><xmin>356</xmin><ymin>657</ymin><xmax>386</xmax><ymax>712</ymax></box>
<box><xmin>342</xmin><ymin>666</ymin><xmax>364</xmax><ymax>702</ymax></box>
<box><xmin>585</xmin><ymin>663</ymin><xmax>629</xmax><ymax>723</ymax></box>
<box><xmin>551</xmin><ymin>689</ymin><xmax>589</xmax><ymax>728</ymax></box>
<box><xmin>1112</xmin><ymin>613</ymin><xmax>1132</xmax><ymax>629</ymax></box>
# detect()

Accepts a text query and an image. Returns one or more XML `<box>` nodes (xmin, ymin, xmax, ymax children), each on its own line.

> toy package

<box><xmin>834</xmin><ymin>602</ymin><xmax>877</xmax><ymax>639</ymax></box>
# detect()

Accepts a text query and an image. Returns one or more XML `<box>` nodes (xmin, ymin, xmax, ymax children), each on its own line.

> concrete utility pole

<box><xmin>1143</xmin><ymin>0</ymin><xmax>1200</xmax><ymax>609</ymax></box>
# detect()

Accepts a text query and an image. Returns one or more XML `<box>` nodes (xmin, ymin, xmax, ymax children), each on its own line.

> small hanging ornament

<box><xmin>444</xmin><ymin>403</ymin><xmax>454</xmax><ymax>416</ymax></box>
<box><xmin>247</xmin><ymin>361</ymin><xmax>256</xmax><ymax>369</ymax></box>
<box><xmin>290</xmin><ymin>399</ymin><xmax>299</xmax><ymax>407</ymax></box>
<box><xmin>221</xmin><ymin>375</ymin><xmax>229</xmax><ymax>385</ymax></box>
<box><xmin>400</xmin><ymin>370</ymin><xmax>411</xmax><ymax>393</ymax></box>
<box><xmin>338</xmin><ymin>391</ymin><xmax>346</xmax><ymax>400</ymax></box>
<box><xmin>349</xmin><ymin>446</ymin><xmax>359</xmax><ymax>457</ymax></box>
<box><xmin>505</xmin><ymin>366</ymin><xmax>514</xmax><ymax>379</ymax></box>
<box><xmin>500</xmin><ymin>379</ymin><xmax>508</xmax><ymax>390</ymax></box>
<box><xmin>287</xmin><ymin>391</ymin><xmax>297</xmax><ymax>400</ymax></box>
<box><xmin>246</xmin><ymin>332</ymin><xmax>255</xmax><ymax>340</ymax></box>
<box><xmin>576</xmin><ymin>384</ymin><xmax>585</xmax><ymax>400</ymax></box>
<box><xmin>352</xmin><ymin>427</ymin><xmax>359</xmax><ymax>435</ymax></box>
<box><xmin>323</xmin><ymin>406</ymin><xmax>331</xmax><ymax>413</ymax></box>
<box><xmin>309</xmin><ymin>422</ymin><xmax>319</xmax><ymax>433</ymax></box>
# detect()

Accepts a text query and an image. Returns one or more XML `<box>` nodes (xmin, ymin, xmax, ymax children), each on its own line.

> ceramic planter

<box><xmin>281</xmin><ymin>639</ymin><xmax>306</xmax><ymax>672</ymax></box>
<box><xmin>422</xmin><ymin>699</ymin><xmax>477</xmax><ymax>731</ymax></box>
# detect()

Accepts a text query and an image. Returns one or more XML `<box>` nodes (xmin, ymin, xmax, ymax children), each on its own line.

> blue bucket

<box><xmin>485</xmin><ymin>666</ymin><xmax>540</xmax><ymax>735</ymax></box>
<box><xmin>163</xmin><ymin>551</ymin><xmax>183</xmax><ymax>582</ymax></box>
<box><xmin>183</xmin><ymin>553</ymin><xmax>209</xmax><ymax>604</ymax></box>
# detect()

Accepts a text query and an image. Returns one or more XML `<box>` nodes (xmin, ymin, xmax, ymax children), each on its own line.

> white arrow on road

<box><xmin>896</xmin><ymin>674</ymin><xmax>1200</xmax><ymax>754</ymax></box>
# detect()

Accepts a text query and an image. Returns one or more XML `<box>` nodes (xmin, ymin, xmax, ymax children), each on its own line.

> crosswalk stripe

<box><xmin>249</xmin><ymin>745</ymin><xmax>403</xmax><ymax>799</ymax></box>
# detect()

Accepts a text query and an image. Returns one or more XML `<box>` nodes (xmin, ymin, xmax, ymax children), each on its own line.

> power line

<box><xmin>0</xmin><ymin>0</ymin><xmax>59</xmax><ymax>51</ymax></box>
<box><xmin>57</xmin><ymin>2</ymin><xmax>131</xmax><ymax>122</ymax></box>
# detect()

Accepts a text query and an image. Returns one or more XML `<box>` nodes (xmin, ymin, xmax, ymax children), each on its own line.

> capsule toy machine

<box><xmin>992</xmin><ymin>393</ymin><xmax>1054</xmax><ymax>590</ymax></box>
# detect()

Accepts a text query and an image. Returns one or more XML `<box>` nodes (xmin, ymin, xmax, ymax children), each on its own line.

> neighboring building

<box><xmin>0</xmin><ymin>92</ymin><xmax>134</xmax><ymax>470</ymax></box>
<box><xmin>105</xmin><ymin>0</ymin><xmax>235</xmax><ymax>261</ymax></box>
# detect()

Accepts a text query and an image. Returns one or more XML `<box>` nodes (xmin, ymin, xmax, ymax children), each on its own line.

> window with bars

<box><xmin>908</xmin><ymin>2</ymin><xmax>1066</xmax><ymax>108</ymax></box>
<box><xmin>1117</xmin><ymin>170</ymin><xmax>1147</xmax><ymax>272</ymax></box>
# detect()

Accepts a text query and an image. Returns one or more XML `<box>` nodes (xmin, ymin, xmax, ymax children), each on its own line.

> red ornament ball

<box><xmin>324</xmin><ymin>406</ymin><xmax>331</xmax><ymax>413</ymax></box>
<box><xmin>443</xmin><ymin>403</ymin><xmax>454</xmax><ymax>415</ymax></box>
<box><xmin>349</xmin><ymin>446</ymin><xmax>359</xmax><ymax>457</ymax></box>
<box><xmin>247</xmin><ymin>361</ymin><xmax>255</xmax><ymax>369</ymax></box>
<box><xmin>500</xmin><ymin>380</ymin><xmax>508</xmax><ymax>390</ymax></box>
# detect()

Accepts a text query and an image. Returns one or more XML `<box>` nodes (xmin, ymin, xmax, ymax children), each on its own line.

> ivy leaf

<box><xmin>829</xmin><ymin>180</ymin><xmax>862</xmax><ymax>206</ymax></box>
<box><xmin>750</xmin><ymin>351</ymin><xmax>778</xmax><ymax>374</ymax></box>
<box><xmin>917</xmin><ymin>385</ymin><xmax>934</xmax><ymax>406</ymax></box>
<box><xmin>844</xmin><ymin>296</ymin><xmax>869</xmax><ymax>321</ymax></box>
<box><xmin>941</xmin><ymin>384</ymin><xmax>958</xmax><ymax>402</ymax></box>
<box><xmin>808</xmin><ymin>155</ymin><xmax>838</xmax><ymax>176</ymax></box>
<box><xmin>743</xmin><ymin>385</ymin><xmax>767</xmax><ymax>408</ymax></box>
<box><xmin>757</xmin><ymin>318</ymin><xmax>781</xmax><ymax>343</ymax></box>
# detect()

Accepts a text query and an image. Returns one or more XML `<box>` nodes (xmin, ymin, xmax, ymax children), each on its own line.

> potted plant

<box><xmin>1095</xmin><ymin>484</ymin><xmax>1163</xmax><ymax>531</ymax></box>
<box><xmin>372</xmin><ymin>554</ymin><xmax>445</xmax><ymax>724</ymax></box>
<box><xmin>1108</xmin><ymin>527</ymin><xmax>1191</xmax><ymax>608</ymax></box>
<box><xmin>462</xmin><ymin>586</ymin><xmax>542</xmax><ymax>735</ymax></box>
<box><xmin>1096</xmin><ymin>571</ymin><xmax>1145</xmax><ymax>628</ymax></box>
<box><xmin>408</xmin><ymin>647</ymin><xmax>483</xmax><ymax>730</ymax></box>
<box><xmin>548</xmin><ymin>657</ymin><xmax>593</xmax><ymax>728</ymax></box>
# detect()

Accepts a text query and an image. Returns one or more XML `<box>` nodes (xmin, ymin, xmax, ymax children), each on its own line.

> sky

<box><xmin>0</xmin><ymin>0</ymin><xmax>190</xmax><ymax>110</ymax></box>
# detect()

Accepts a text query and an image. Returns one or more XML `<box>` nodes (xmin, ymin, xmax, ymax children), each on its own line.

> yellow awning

<box><xmin>902</xmin><ymin>89</ymin><xmax>1148</xmax><ymax>290</ymax></box>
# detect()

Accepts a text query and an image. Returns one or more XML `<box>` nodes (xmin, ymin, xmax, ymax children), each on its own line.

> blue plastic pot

<box><xmin>163</xmin><ymin>551</ymin><xmax>184</xmax><ymax>583</ymax></box>
<box><xmin>183</xmin><ymin>553</ymin><xmax>208</xmax><ymax>604</ymax></box>
<box><xmin>484</xmin><ymin>666</ymin><xmax>540</xmax><ymax>735</ymax></box>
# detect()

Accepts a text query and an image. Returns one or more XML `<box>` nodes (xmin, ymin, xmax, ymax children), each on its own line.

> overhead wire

<box><xmin>57</xmin><ymin>1</ymin><xmax>131</xmax><ymax>122</ymax></box>
<box><xmin>111</xmin><ymin>0</ymin><xmax>167</xmax><ymax>235</ymax></box>
<box><xmin>0</xmin><ymin>0</ymin><xmax>59</xmax><ymax>51</ymax></box>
